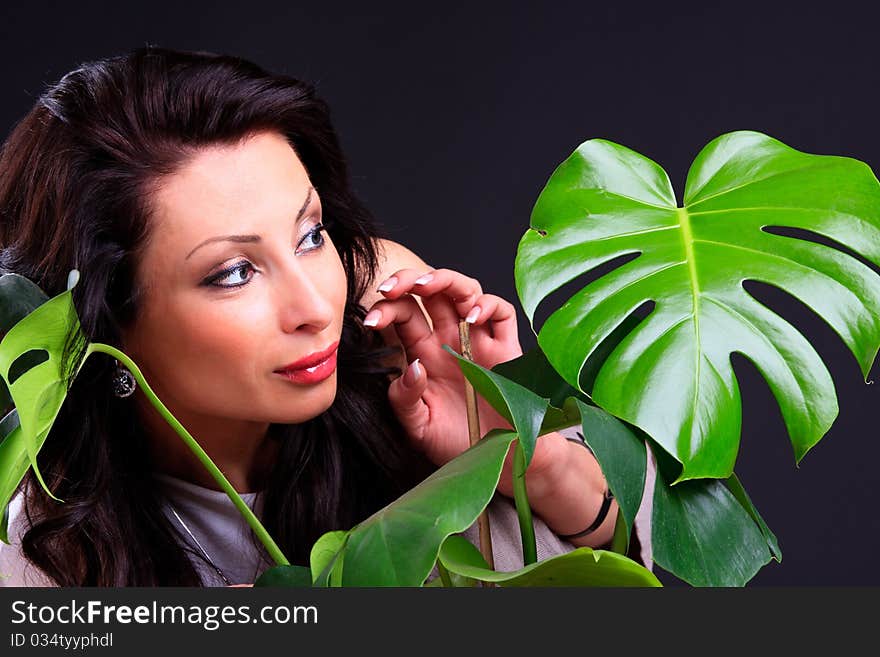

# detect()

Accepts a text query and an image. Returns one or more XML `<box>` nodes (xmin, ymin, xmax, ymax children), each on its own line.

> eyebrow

<box><xmin>185</xmin><ymin>186</ymin><xmax>315</xmax><ymax>260</ymax></box>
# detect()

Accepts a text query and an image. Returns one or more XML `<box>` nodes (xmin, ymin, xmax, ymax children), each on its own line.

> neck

<box><xmin>134</xmin><ymin>392</ymin><xmax>278</xmax><ymax>494</ymax></box>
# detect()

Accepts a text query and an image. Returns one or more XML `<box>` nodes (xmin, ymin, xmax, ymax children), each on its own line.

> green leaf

<box><xmin>0</xmin><ymin>284</ymin><xmax>87</xmax><ymax>506</ymax></box>
<box><xmin>725</xmin><ymin>472</ymin><xmax>782</xmax><ymax>562</ymax></box>
<box><xmin>649</xmin><ymin>443</ymin><xmax>773</xmax><ymax>586</ymax></box>
<box><xmin>444</xmin><ymin>345</ymin><xmax>548</xmax><ymax>466</ymax></box>
<box><xmin>0</xmin><ymin>411</ymin><xmax>24</xmax><ymax>544</ymax></box>
<box><xmin>492</xmin><ymin>346</ymin><xmax>585</xmax><ymax>409</ymax></box>
<box><xmin>516</xmin><ymin>130</ymin><xmax>880</xmax><ymax>481</ymax></box>
<box><xmin>576</xmin><ymin>401</ymin><xmax>646</xmax><ymax>553</ymax></box>
<box><xmin>254</xmin><ymin>564</ymin><xmax>313</xmax><ymax>587</ymax></box>
<box><xmin>438</xmin><ymin>534</ymin><xmax>661</xmax><ymax>587</ymax></box>
<box><xmin>0</xmin><ymin>274</ymin><xmax>50</xmax><ymax>331</ymax></box>
<box><xmin>310</xmin><ymin>530</ymin><xmax>348</xmax><ymax>587</ymax></box>
<box><xmin>0</xmin><ymin>408</ymin><xmax>19</xmax><ymax>442</ymax></box>
<box><xmin>336</xmin><ymin>430</ymin><xmax>518</xmax><ymax>586</ymax></box>
<box><xmin>0</xmin><ymin>274</ymin><xmax>50</xmax><ymax>413</ymax></box>
<box><xmin>490</xmin><ymin>346</ymin><xmax>584</xmax><ymax>435</ymax></box>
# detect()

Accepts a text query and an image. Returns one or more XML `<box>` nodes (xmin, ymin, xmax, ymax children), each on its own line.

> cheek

<box><xmin>322</xmin><ymin>238</ymin><xmax>348</xmax><ymax>308</ymax></box>
<box><xmin>179</xmin><ymin>312</ymin><xmax>256</xmax><ymax>356</ymax></box>
<box><xmin>146</xmin><ymin>299</ymin><xmax>272</xmax><ymax>377</ymax></box>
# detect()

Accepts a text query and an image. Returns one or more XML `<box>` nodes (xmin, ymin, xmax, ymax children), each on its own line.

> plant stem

<box><xmin>458</xmin><ymin>321</ymin><xmax>496</xmax><ymax>577</ymax></box>
<box><xmin>513</xmin><ymin>440</ymin><xmax>538</xmax><ymax>566</ymax></box>
<box><xmin>436</xmin><ymin>561</ymin><xmax>454</xmax><ymax>587</ymax></box>
<box><xmin>87</xmin><ymin>342</ymin><xmax>290</xmax><ymax>567</ymax></box>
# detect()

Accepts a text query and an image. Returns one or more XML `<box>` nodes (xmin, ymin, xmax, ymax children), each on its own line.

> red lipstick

<box><xmin>274</xmin><ymin>340</ymin><xmax>339</xmax><ymax>384</ymax></box>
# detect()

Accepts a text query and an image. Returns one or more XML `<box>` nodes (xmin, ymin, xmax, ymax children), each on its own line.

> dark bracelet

<box><xmin>557</xmin><ymin>435</ymin><xmax>615</xmax><ymax>540</ymax></box>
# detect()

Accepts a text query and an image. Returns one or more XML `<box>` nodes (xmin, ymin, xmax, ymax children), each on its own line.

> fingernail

<box><xmin>413</xmin><ymin>273</ymin><xmax>434</xmax><ymax>286</ymax></box>
<box><xmin>403</xmin><ymin>358</ymin><xmax>422</xmax><ymax>386</ymax></box>
<box><xmin>465</xmin><ymin>305</ymin><xmax>482</xmax><ymax>324</ymax></box>
<box><xmin>364</xmin><ymin>310</ymin><xmax>381</xmax><ymax>327</ymax></box>
<box><xmin>377</xmin><ymin>276</ymin><xmax>397</xmax><ymax>292</ymax></box>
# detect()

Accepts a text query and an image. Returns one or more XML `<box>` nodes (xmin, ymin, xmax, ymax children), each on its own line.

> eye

<box><xmin>296</xmin><ymin>223</ymin><xmax>327</xmax><ymax>254</ymax></box>
<box><xmin>203</xmin><ymin>223</ymin><xmax>329</xmax><ymax>290</ymax></box>
<box><xmin>205</xmin><ymin>261</ymin><xmax>254</xmax><ymax>289</ymax></box>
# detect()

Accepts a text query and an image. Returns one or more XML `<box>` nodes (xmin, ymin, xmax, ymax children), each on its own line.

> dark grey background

<box><xmin>1</xmin><ymin>1</ymin><xmax>877</xmax><ymax>585</ymax></box>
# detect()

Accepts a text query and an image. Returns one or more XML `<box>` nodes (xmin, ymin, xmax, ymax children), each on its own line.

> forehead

<box><xmin>147</xmin><ymin>131</ymin><xmax>312</xmax><ymax>247</ymax></box>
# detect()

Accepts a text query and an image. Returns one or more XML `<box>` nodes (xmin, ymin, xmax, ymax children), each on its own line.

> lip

<box><xmin>274</xmin><ymin>339</ymin><xmax>340</xmax><ymax>374</ymax></box>
<box><xmin>275</xmin><ymin>350</ymin><xmax>337</xmax><ymax>385</ymax></box>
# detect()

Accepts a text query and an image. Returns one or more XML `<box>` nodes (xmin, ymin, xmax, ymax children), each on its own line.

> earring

<box><xmin>112</xmin><ymin>360</ymin><xmax>136</xmax><ymax>398</ymax></box>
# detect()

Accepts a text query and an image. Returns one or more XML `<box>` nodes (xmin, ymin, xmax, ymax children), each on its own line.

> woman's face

<box><xmin>123</xmin><ymin>130</ymin><xmax>347</xmax><ymax>428</ymax></box>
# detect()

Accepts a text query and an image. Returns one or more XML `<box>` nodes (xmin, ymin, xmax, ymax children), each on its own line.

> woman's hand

<box><xmin>364</xmin><ymin>267</ymin><xmax>523</xmax><ymax>467</ymax></box>
<box><xmin>362</xmin><ymin>260</ymin><xmax>618</xmax><ymax>548</ymax></box>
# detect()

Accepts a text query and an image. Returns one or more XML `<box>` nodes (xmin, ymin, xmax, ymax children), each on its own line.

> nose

<box><xmin>275</xmin><ymin>261</ymin><xmax>336</xmax><ymax>335</ymax></box>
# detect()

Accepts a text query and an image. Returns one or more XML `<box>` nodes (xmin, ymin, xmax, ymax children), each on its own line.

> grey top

<box><xmin>0</xmin><ymin>426</ymin><xmax>655</xmax><ymax>586</ymax></box>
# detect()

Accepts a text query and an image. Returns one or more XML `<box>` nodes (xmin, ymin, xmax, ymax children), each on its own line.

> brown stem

<box><xmin>458</xmin><ymin>320</ymin><xmax>496</xmax><ymax>583</ymax></box>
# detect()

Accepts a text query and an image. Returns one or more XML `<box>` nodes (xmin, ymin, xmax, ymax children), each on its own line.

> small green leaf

<box><xmin>254</xmin><ymin>564</ymin><xmax>313</xmax><ymax>587</ymax></box>
<box><xmin>336</xmin><ymin>430</ymin><xmax>518</xmax><ymax>586</ymax></box>
<box><xmin>576</xmin><ymin>401</ymin><xmax>647</xmax><ymax>553</ymax></box>
<box><xmin>492</xmin><ymin>346</ymin><xmax>585</xmax><ymax>409</ymax></box>
<box><xmin>0</xmin><ymin>273</ymin><xmax>50</xmax><ymax>331</ymax></box>
<box><xmin>649</xmin><ymin>444</ymin><xmax>773</xmax><ymax>586</ymax></box>
<box><xmin>0</xmin><ymin>273</ymin><xmax>50</xmax><ymax>413</ymax></box>
<box><xmin>0</xmin><ymin>407</ymin><xmax>19</xmax><ymax>442</ymax></box>
<box><xmin>443</xmin><ymin>345</ymin><xmax>548</xmax><ymax>466</ymax></box>
<box><xmin>0</xmin><ymin>411</ymin><xmax>24</xmax><ymax>544</ymax></box>
<box><xmin>438</xmin><ymin>534</ymin><xmax>661</xmax><ymax>587</ymax></box>
<box><xmin>490</xmin><ymin>346</ymin><xmax>585</xmax><ymax>435</ymax></box>
<box><xmin>310</xmin><ymin>530</ymin><xmax>348</xmax><ymax>587</ymax></box>
<box><xmin>725</xmin><ymin>472</ymin><xmax>782</xmax><ymax>562</ymax></box>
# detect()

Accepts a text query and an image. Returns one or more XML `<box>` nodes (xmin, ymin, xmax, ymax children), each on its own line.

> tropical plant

<box><xmin>2</xmin><ymin>130</ymin><xmax>877</xmax><ymax>587</ymax></box>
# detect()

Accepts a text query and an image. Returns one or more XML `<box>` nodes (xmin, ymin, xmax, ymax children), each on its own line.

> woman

<box><xmin>0</xmin><ymin>46</ymin><xmax>628</xmax><ymax>586</ymax></box>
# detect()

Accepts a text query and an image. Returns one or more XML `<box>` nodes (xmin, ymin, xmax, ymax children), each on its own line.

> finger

<box><xmin>363</xmin><ymin>294</ymin><xmax>438</xmax><ymax>356</ymax></box>
<box><xmin>375</xmin><ymin>267</ymin><xmax>437</xmax><ymax>331</ymax></box>
<box><xmin>411</xmin><ymin>268</ymin><xmax>483</xmax><ymax>331</ymax></box>
<box><xmin>387</xmin><ymin>358</ymin><xmax>430</xmax><ymax>444</ymax></box>
<box><xmin>377</xmin><ymin>267</ymin><xmax>486</xmax><ymax>332</ymax></box>
<box><xmin>375</xmin><ymin>267</ymin><xmax>435</xmax><ymax>297</ymax></box>
<box><xmin>465</xmin><ymin>293</ymin><xmax>520</xmax><ymax>345</ymax></box>
<box><xmin>377</xmin><ymin>267</ymin><xmax>458</xmax><ymax>330</ymax></box>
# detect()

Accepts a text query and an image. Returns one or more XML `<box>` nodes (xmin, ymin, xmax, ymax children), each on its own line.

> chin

<box><xmin>273</xmin><ymin>376</ymin><xmax>338</xmax><ymax>424</ymax></box>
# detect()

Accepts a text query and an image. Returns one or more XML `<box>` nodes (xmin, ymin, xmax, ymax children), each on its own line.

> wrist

<box><xmin>496</xmin><ymin>431</ymin><xmax>570</xmax><ymax>501</ymax></box>
<box><xmin>497</xmin><ymin>431</ymin><xmax>617</xmax><ymax>548</ymax></box>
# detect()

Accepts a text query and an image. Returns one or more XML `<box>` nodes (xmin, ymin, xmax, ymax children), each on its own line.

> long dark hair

<box><xmin>0</xmin><ymin>46</ymin><xmax>436</xmax><ymax>585</ymax></box>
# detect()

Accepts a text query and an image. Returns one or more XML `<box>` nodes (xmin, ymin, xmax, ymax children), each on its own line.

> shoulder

<box><xmin>360</xmin><ymin>238</ymin><xmax>432</xmax><ymax>310</ymax></box>
<box><xmin>359</xmin><ymin>240</ymin><xmax>434</xmax><ymax>362</ymax></box>
<box><xmin>374</xmin><ymin>237</ymin><xmax>431</xmax><ymax>272</ymax></box>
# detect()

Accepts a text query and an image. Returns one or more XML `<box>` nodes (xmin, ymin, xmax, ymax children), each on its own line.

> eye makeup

<box><xmin>200</xmin><ymin>220</ymin><xmax>329</xmax><ymax>289</ymax></box>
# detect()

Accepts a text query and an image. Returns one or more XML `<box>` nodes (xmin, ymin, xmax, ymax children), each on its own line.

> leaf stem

<box><xmin>457</xmin><ymin>320</ymin><xmax>496</xmax><ymax>576</ymax></box>
<box><xmin>87</xmin><ymin>342</ymin><xmax>290</xmax><ymax>567</ymax></box>
<box><xmin>513</xmin><ymin>440</ymin><xmax>538</xmax><ymax>565</ymax></box>
<box><xmin>436</xmin><ymin>560</ymin><xmax>454</xmax><ymax>587</ymax></box>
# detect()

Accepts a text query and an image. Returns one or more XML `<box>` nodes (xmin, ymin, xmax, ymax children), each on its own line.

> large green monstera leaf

<box><xmin>516</xmin><ymin>131</ymin><xmax>880</xmax><ymax>481</ymax></box>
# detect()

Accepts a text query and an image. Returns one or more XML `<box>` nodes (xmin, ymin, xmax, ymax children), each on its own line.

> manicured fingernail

<box><xmin>364</xmin><ymin>310</ymin><xmax>381</xmax><ymax>327</ymax></box>
<box><xmin>378</xmin><ymin>276</ymin><xmax>397</xmax><ymax>292</ymax></box>
<box><xmin>466</xmin><ymin>305</ymin><xmax>482</xmax><ymax>324</ymax></box>
<box><xmin>403</xmin><ymin>358</ymin><xmax>422</xmax><ymax>386</ymax></box>
<box><xmin>414</xmin><ymin>273</ymin><xmax>434</xmax><ymax>286</ymax></box>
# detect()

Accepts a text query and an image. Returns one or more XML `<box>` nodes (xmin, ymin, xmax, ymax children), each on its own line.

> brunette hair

<box><xmin>0</xmin><ymin>46</ymin><xmax>436</xmax><ymax>585</ymax></box>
